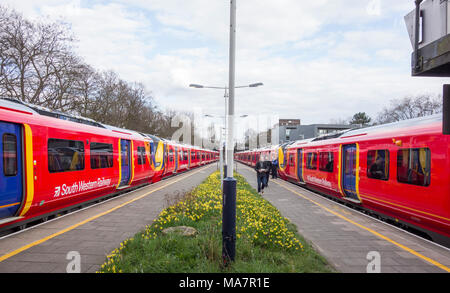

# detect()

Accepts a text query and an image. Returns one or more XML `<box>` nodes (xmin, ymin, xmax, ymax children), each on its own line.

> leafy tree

<box><xmin>349</xmin><ymin>112</ymin><xmax>372</xmax><ymax>126</ymax></box>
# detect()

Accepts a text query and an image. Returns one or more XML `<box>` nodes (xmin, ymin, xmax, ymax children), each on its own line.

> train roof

<box><xmin>339</xmin><ymin>114</ymin><xmax>441</xmax><ymax>138</ymax></box>
<box><xmin>240</xmin><ymin>114</ymin><xmax>442</xmax><ymax>153</ymax></box>
<box><xmin>294</xmin><ymin>114</ymin><xmax>442</xmax><ymax>148</ymax></box>
<box><xmin>101</xmin><ymin>124</ymin><xmax>150</xmax><ymax>140</ymax></box>
<box><xmin>0</xmin><ymin>98</ymin><xmax>106</xmax><ymax>129</ymax></box>
<box><xmin>143</xmin><ymin>133</ymin><xmax>162</xmax><ymax>143</ymax></box>
<box><xmin>161</xmin><ymin>139</ymin><xmax>217</xmax><ymax>152</ymax></box>
<box><xmin>0</xmin><ymin>98</ymin><xmax>39</xmax><ymax>114</ymax></box>
<box><xmin>0</xmin><ymin>98</ymin><xmax>148</xmax><ymax>141</ymax></box>
<box><xmin>290</xmin><ymin>138</ymin><xmax>315</xmax><ymax>147</ymax></box>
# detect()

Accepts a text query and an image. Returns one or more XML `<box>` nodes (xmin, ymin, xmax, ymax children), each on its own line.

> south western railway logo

<box><xmin>54</xmin><ymin>178</ymin><xmax>112</xmax><ymax>198</ymax></box>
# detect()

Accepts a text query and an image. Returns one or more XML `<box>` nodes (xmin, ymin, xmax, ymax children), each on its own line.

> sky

<box><xmin>1</xmin><ymin>0</ymin><xmax>448</xmax><ymax>125</ymax></box>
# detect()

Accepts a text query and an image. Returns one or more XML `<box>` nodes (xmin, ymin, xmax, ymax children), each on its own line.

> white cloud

<box><xmin>1</xmin><ymin>0</ymin><xmax>445</xmax><ymax>126</ymax></box>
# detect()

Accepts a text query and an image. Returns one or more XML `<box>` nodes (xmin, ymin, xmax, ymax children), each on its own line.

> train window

<box><xmin>137</xmin><ymin>147</ymin><xmax>146</xmax><ymax>165</ymax></box>
<box><xmin>90</xmin><ymin>142</ymin><xmax>113</xmax><ymax>169</ymax></box>
<box><xmin>319</xmin><ymin>152</ymin><xmax>334</xmax><ymax>172</ymax></box>
<box><xmin>397</xmin><ymin>148</ymin><xmax>431</xmax><ymax>187</ymax></box>
<box><xmin>289</xmin><ymin>154</ymin><xmax>294</xmax><ymax>166</ymax></box>
<box><xmin>191</xmin><ymin>152</ymin><xmax>195</xmax><ymax>161</ymax></box>
<box><xmin>306</xmin><ymin>152</ymin><xmax>317</xmax><ymax>170</ymax></box>
<box><xmin>169</xmin><ymin>149</ymin><xmax>174</xmax><ymax>162</ymax></box>
<box><xmin>184</xmin><ymin>151</ymin><xmax>188</xmax><ymax>161</ymax></box>
<box><xmin>3</xmin><ymin>134</ymin><xmax>17</xmax><ymax>176</ymax></box>
<box><xmin>48</xmin><ymin>139</ymin><xmax>85</xmax><ymax>173</ymax></box>
<box><xmin>367</xmin><ymin>150</ymin><xmax>389</xmax><ymax>180</ymax></box>
<box><xmin>122</xmin><ymin>144</ymin><xmax>129</xmax><ymax>166</ymax></box>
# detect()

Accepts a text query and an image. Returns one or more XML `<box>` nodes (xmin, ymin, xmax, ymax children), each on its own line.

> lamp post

<box><xmin>190</xmin><ymin>0</ymin><xmax>264</xmax><ymax>266</ymax></box>
<box><xmin>224</xmin><ymin>0</ymin><xmax>237</xmax><ymax>266</ymax></box>
<box><xmin>189</xmin><ymin>84</ymin><xmax>262</xmax><ymax>178</ymax></box>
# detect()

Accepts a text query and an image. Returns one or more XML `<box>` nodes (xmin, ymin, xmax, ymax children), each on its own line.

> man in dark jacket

<box><xmin>255</xmin><ymin>158</ymin><xmax>269</xmax><ymax>194</ymax></box>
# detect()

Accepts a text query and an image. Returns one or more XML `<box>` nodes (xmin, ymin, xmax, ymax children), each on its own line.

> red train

<box><xmin>0</xmin><ymin>98</ymin><xmax>218</xmax><ymax>232</ymax></box>
<box><xmin>236</xmin><ymin>114</ymin><xmax>450</xmax><ymax>246</ymax></box>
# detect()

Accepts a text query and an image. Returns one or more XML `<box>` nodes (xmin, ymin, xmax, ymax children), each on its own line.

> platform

<box><xmin>237</xmin><ymin>163</ymin><xmax>450</xmax><ymax>273</ymax></box>
<box><xmin>0</xmin><ymin>165</ymin><xmax>215</xmax><ymax>273</ymax></box>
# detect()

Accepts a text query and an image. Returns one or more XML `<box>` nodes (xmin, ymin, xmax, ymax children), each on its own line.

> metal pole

<box><xmin>222</xmin><ymin>177</ymin><xmax>236</xmax><ymax>265</ymax></box>
<box><xmin>226</xmin><ymin>0</ymin><xmax>236</xmax><ymax>176</ymax></box>
<box><xmin>224</xmin><ymin>88</ymin><xmax>228</xmax><ymax>177</ymax></box>
<box><xmin>222</xmin><ymin>0</ymin><xmax>237</xmax><ymax>266</ymax></box>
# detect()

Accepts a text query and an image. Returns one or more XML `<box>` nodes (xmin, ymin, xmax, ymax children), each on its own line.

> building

<box><xmin>279</xmin><ymin>119</ymin><xmax>301</xmax><ymax>127</ymax></box>
<box><xmin>279</xmin><ymin>120</ymin><xmax>360</xmax><ymax>144</ymax></box>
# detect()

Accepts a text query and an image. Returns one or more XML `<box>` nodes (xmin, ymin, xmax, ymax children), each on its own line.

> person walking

<box><xmin>263</xmin><ymin>159</ymin><xmax>271</xmax><ymax>188</ymax></box>
<box><xmin>255</xmin><ymin>157</ymin><xmax>268</xmax><ymax>194</ymax></box>
<box><xmin>271</xmin><ymin>158</ymin><xmax>278</xmax><ymax>179</ymax></box>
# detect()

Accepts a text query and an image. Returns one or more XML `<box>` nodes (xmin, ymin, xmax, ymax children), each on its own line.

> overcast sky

<box><xmin>2</xmin><ymin>0</ymin><xmax>448</xmax><ymax>124</ymax></box>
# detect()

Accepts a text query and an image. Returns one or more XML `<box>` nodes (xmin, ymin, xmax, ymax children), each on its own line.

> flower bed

<box><xmin>98</xmin><ymin>172</ymin><xmax>332</xmax><ymax>273</ymax></box>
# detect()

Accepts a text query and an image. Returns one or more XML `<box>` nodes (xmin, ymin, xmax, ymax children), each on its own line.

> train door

<box><xmin>188</xmin><ymin>150</ymin><xmax>191</xmax><ymax>169</ymax></box>
<box><xmin>297</xmin><ymin>149</ymin><xmax>304</xmax><ymax>183</ymax></box>
<box><xmin>287</xmin><ymin>152</ymin><xmax>295</xmax><ymax>179</ymax></box>
<box><xmin>163</xmin><ymin>144</ymin><xmax>167</xmax><ymax>175</ymax></box>
<box><xmin>174</xmin><ymin>147</ymin><xmax>179</xmax><ymax>173</ymax></box>
<box><xmin>119</xmin><ymin>139</ymin><xmax>131</xmax><ymax>187</ymax></box>
<box><xmin>0</xmin><ymin>122</ymin><xmax>23</xmax><ymax>218</ymax></box>
<box><xmin>341</xmin><ymin>144</ymin><xmax>360</xmax><ymax>201</ymax></box>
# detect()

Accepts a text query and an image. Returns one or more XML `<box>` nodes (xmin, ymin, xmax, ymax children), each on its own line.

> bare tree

<box><xmin>0</xmin><ymin>6</ymin><xmax>79</xmax><ymax>110</ymax></box>
<box><xmin>0</xmin><ymin>5</ymin><xmax>187</xmax><ymax>142</ymax></box>
<box><xmin>376</xmin><ymin>94</ymin><xmax>442</xmax><ymax>125</ymax></box>
<box><xmin>71</xmin><ymin>63</ymin><xmax>100</xmax><ymax>117</ymax></box>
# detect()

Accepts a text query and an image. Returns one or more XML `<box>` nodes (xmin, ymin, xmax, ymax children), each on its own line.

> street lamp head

<box><xmin>189</xmin><ymin>84</ymin><xmax>204</xmax><ymax>88</ymax></box>
<box><xmin>249</xmin><ymin>82</ymin><xmax>263</xmax><ymax>88</ymax></box>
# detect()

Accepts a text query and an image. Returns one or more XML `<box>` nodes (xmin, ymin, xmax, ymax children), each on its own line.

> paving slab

<box><xmin>0</xmin><ymin>165</ymin><xmax>215</xmax><ymax>273</ymax></box>
<box><xmin>237</xmin><ymin>163</ymin><xmax>450</xmax><ymax>273</ymax></box>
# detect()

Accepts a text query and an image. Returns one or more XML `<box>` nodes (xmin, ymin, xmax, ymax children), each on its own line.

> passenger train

<box><xmin>0</xmin><ymin>98</ymin><xmax>218</xmax><ymax>233</ymax></box>
<box><xmin>236</xmin><ymin>115</ymin><xmax>450</xmax><ymax>246</ymax></box>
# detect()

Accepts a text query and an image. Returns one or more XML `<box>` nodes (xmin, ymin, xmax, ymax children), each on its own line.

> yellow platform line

<box><xmin>273</xmin><ymin>179</ymin><xmax>450</xmax><ymax>273</ymax></box>
<box><xmin>0</xmin><ymin>165</ymin><xmax>212</xmax><ymax>263</ymax></box>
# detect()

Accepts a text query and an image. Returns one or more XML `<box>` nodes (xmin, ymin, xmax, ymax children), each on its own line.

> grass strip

<box><xmin>97</xmin><ymin>171</ymin><xmax>334</xmax><ymax>273</ymax></box>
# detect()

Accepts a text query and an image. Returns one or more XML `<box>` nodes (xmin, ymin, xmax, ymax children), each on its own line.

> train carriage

<box><xmin>0</xmin><ymin>98</ymin><xmax>218</xmax><ymax>232</ymax></box>
<box><xmin>236</xmin><ymin>114</ymin><xmax>450</xmax><ymax>245</ymax></box>
<box><xmin>0</xmin><ymin>100</ymin><xmax>148</xmax><ymax>229</ymax></box>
